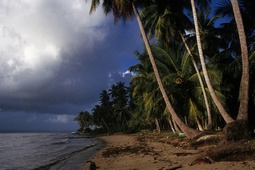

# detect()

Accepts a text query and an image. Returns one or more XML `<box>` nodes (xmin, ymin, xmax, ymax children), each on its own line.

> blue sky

<box><xmin>0</xmin><ymin>0</ymin><xmax>142</xmax><ymax>132</ymax></box>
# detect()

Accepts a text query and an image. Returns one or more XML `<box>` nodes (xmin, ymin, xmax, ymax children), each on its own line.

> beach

<box><xmin>86</xmin><ymin>134</ymin><xmax>255</xmax><ymax>170</ymax></box>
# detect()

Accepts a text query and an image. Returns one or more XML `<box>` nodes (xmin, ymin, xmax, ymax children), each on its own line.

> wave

<box><xmin>51</xmin><ymin>138</ymin><xmax>70</xmax><ymax>145</ymax></box>
<box><xmin>33</xmin><ymin>139</ymin><xmax>98</xmax><ymax>170</ymax></box>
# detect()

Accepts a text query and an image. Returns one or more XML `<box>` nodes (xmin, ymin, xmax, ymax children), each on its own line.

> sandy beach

<box><xmin>85</xmin><ymin>134</ymin><xmax>255</xmax><ymax>170</ymax></box>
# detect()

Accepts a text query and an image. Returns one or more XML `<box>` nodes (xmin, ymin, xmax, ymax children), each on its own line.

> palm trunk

<box><xmin>231</xmin><ymin>0</ymin><xmax>249</xmax><ymax>121</ymax></box>
<box><xmin>168</xmin><ymin>117</ymin><xmax>176</xmax><ymax>133</ymax></box>
<box><xmin>195</xmin><ymin>116</ymin><xmax>204</xmax><ymax>131</ymax></box>
<box><xmin>190</xmin><ymin>0</ymin><xmax>234</xmax><ymax>123</ymax></box>
<box><xmin>179</xmin><ymin>32</ymin><xmax>212</xmax><ymax>130</ymax></box>
<box><xmin>173</xmin><ymin>120</ymin><xmax>182</xmax><ymax>133</ymax></box>
<box><xmin>155</xmin><ymin>118</ymin><xmax>161</xmax><ymax>133</ymax></box>
<box><xmin>184</xmin><ymin>116</ymin><xmax>188</xmax><ymax>125</ymax></box>
<box><xmin>132</xmin><ymin>2</ymin><xmax>202</xmax><ymax>139</ymax></box>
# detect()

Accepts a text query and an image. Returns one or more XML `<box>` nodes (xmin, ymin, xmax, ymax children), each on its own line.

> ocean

<box><xmin>0</xmin><ymin>133</ymin><xmax>99</xmax><ymax>170</ymax></box>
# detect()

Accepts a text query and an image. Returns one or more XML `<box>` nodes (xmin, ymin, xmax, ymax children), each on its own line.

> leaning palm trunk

<box><xmin>132</xmin><ymin>3</ymin><xmax>202</xmax><ymax>139</ymax></box>
<box><xmin>231</xmin><ymin>0</ymin><xmax>249</xmax><ymax>121</ymax></box>
<box><xmin>220</xmin><ymin>0</ymin><xmax>250</xmax><ymax>141</ymax></box>
<box><xmin>173</xmin><ymin>120</ymin><xmax>182</xmax><ymax>133</ymax></box>
<box><xmin>179</xmin><ymin>32</ymin><xmax>212</xmax><ymax>130</ymax></box>
<box><xmin>168</xmin><ymin>117</ymin><xmax>176</xmax><ymax>133</ymax></box>
<box><xmin>190</xmin><ymin>0</ymin><xmax>234</xmax><ymax>123</ymax></box>
<box><xmin>195</xmin><ymin>116</ymin><xmax>204</xmax><ymax>131</ymax></box>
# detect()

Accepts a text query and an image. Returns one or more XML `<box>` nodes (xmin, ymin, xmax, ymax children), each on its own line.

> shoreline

<box><xmin>46</xmin><ymin>137</ymin><xmax>105</xmax><ymax>170</ymax></box>
<box><xmin>86</xmin><ymin>134</ymin><xmax>255</xmax><ymax>170</ymax></box>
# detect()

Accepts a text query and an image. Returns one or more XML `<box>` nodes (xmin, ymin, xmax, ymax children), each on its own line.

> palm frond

<box><xmin>87</xmin><ymin>0</ymin><xmax>101</xmax><ymax>14</ymax></box>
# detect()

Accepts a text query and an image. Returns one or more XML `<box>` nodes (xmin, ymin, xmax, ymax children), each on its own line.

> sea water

<box><xmin>0</xmin><ymin>133</ymin><xmax>96</xmax><ymax>170</ymax></box>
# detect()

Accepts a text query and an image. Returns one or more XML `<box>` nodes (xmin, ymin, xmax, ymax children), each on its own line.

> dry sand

<box><xmin>85</xmin><ymin>134</ymin><xmax>255</xmax><ymax>170</ymax></box>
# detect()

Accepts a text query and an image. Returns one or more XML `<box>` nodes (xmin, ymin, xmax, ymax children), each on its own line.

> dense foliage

<box><xmin>75</xmin><ymin>0</ymin><xmax>255</xmax><ymax>137</ymax></box>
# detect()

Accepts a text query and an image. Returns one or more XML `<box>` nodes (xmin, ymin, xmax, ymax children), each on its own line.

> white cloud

<box><xmin>0</xmin><ymin>0</ymin><xmax>108</xmax><ymax>95</ymax></box>
<box><xmin>46</xmin><ymin>115</ymin><xmax>70</xmax><ymax>123</ymax></box>
<box><xmin>122</xmin><ymin>70</ymin><xmax>135</xmax><ymax>77</ymax></box>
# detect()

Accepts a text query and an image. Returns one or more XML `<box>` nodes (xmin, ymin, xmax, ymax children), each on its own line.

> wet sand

<box><xmin>48</xmin><ymin>138</ymin><xmax>105</xmax><ymax>170</ymax></box>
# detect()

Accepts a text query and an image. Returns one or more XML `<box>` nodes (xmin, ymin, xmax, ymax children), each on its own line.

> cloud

<box><xmin>1</xmin><ymin>0</ymin><xmax>107</xmax><ymax>91</ymax></box>
<box><xmin>0</xmin><ymin>0</ymin><xmax>142</xmax><ymax>131</ymax></box>
<box><xmin>45</xmin><ymin>115</ymin><xmax>70</xmax><ymax>123</ymax></box>
<box><xmin>0</xmin><ymin>111</ymin><xmax>78</xmax><ymax>132</ymax></box>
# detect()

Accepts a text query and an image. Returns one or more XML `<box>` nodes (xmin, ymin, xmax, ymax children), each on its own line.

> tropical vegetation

<box><xmin>75</xmin><ymin>0</ymin><xmax>255</xmax><ymax>140</ymax></box>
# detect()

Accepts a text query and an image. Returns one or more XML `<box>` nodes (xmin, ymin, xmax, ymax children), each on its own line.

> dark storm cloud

<box><xmin>0</xmin><ymin>0</ymin><xmax>142</xmax><ymax>131</ymax></box>
<box><xmin>0</xmin><ymin>111</ymin><xmax>78</xmax><ymax>132</ymax></box>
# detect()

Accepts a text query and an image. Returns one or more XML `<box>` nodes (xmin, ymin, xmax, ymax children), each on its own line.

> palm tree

<box><xmin>187</xmin><ymin>7</ymin><xmax>228</xmax><ymax>58</ymax></box>
<box><xmin>100</xmin><ymin>90</ymin><xmax>113</xmax><ymax>112</ymax></box>
<box><xmin>86</xmin><ymin>0</ymin><xmax>202</xmax><ymax>138</ymax></box>
<box><xmin>213</xmin><ymin>0</ymin><xmax>250</xmax><ymax>122</ymax></box>
<box><xmin>131</xmin><ymin>1</ymin><xmax>202</xmax><ymax>138</ymax></box>
<box><xmin>190</xmin><ymin>0</ymin><xmax>235</xmax><ymax>123</ymax></box>
<box><xmin>215</xmin><ymin>0</ymin><xmax>255</xmax><ymax>54</ymax></box>
<box><xmin>140</xmin><ymin>0</ymin><xmax>191</xmax><ymax>45</ymax></box>
<box><xmin>130</xmin><ymin>50</ymin><xmax>164</xmax><ymax>132</ymax></box>
<box><xmin>74</xmin><ymin>111</ymin><xmax>92</xmax><ymax>132</ymax></box>
<box><xmin>92</xmin><ymin>104</ymin><xmax>111</xmax><ymax>133</ymax></box>
<box><xmin>140</xmin><ymin>0</ymin><xmax>215</xmax><ymax>130</ymax></box>
<box><xmin>231</xmin><ymin>0</ymin><xmax>249</xmax><ymax>121</ymax></box>
<box><xmin>153</xmin><ymin>42</ymin><xmax>225</xmax><ymax>130</ymax></box>
<box><xmin>215</xmin><ymin>1</ymin><xmax>254</xmax><ymax>134</ymax></box>
<box><xmin>109</xmin><ymin>82</ymin><xmax>130</xmax><ymax>130</ymax></box>
<box><xmin>131</xmin><ymin>42</ymin><xmax>224</xmax><ymax>131</ymax></box>
<box><xmin>129</xmin><ymin>64</ymin><xmax>152</xmax><ymax>131</ymax></box>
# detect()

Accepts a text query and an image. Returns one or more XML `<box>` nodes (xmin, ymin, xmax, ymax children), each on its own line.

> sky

<box><xmin>0</xmin><ymin>0</ymin><xmax>143</xmax><ymax>132</ymax></box>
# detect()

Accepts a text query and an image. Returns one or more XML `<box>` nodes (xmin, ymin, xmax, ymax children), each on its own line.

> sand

<box><xmin>85</xmin><ymin>134</ymin><xmax>255</xmax><ymax>170</ymax></box>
